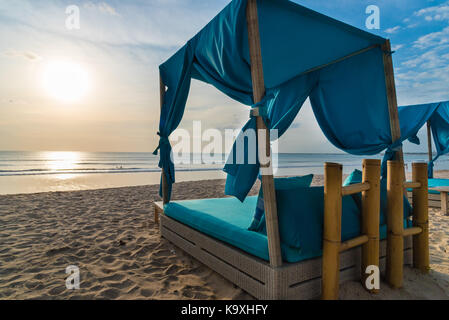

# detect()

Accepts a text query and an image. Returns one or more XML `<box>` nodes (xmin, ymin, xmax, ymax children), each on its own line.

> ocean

<box><xmin>0</xmin><ymin>151</ymin><xmax>445</xmax><ymax>195</ymax></box>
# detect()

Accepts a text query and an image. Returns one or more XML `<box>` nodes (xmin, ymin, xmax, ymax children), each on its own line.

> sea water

<box><xmin>0</xmin><ymin>151</ymin><xmax>445</xmax><ymax>194</ymax></box>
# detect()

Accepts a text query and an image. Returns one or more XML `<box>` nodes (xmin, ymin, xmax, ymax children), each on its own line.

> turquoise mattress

<box><xmin>164</xmin><ymin>196</ymin><xmax>412</xmax><ymax>263</ymax></box>
<box><xmin>165</xmin><ymin>196</ymin><xmax>306</xmax><ymax>263</ymax></box>
<box><xmin>428</xmin><ymin>179</ymin><xmax>449</xmax><ymax>194</ymax></box>
<box><xmin>407</xmin><ymin>179</ymin><xmax>449</xmax><ymax>194</ymax></box>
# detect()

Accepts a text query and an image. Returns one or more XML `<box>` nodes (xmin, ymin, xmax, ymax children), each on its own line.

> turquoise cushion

<box><xmin>164</xmin><ymin>196</ymin><xmax>311</xmax><ymax>263</ymax></box>
<box><xmin>248</xmin><ymin>174</ymin><xmax>314</xmax><ymax>231</ymax></box>
<box><xmin>163</xmin><ymin>195</ymin><xmax>411</xmax><ymax>263</ymax></box>
<box><xmin>343</xmin><ymin>169</ymin><xmax>363</xmax><ymax>187</ymax></box>
<box><xmin>343</xmin><ymin>169</ymin><xmax>364</xmax><ymax>213</ymax></box>
<box><xmin>344</xmin><ymin>169</ymin><xmax>413</xmax><ymax>225</ymax></box>
<box><xmin>428</xmin><ymin>179</ymin><xmax>449</xmax><ymax>194</ymax></box>
<box><xmin>256</xmin><ymin>186</ymin><xmax>361</xmax><ymax>254</ymax></box>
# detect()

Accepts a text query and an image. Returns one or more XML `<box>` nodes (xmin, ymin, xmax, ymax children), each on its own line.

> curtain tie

<box><xmin>250</xmin><ymin>92</ymin><xmax>275</xmax><ymax>125</ymax></box>
<box><xmin>152</xmin><ymin>132</ymin><xmax>170</xmax><ymax>155</ymax></box>
<box><xmin>381</xmin><ymin>140</ymin><xmax>403</xmax><ymax>177</ymax></box>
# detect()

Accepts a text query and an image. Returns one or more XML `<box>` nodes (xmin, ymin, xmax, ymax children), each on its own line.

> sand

<box><xmin>0</xmin><ymin>175</ymin><xmax>448</xmax><ymax>300</ymax></box>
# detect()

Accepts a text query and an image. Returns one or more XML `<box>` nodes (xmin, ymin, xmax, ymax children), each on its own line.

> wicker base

<box><xmin>407</xmin><ymin>192</ymin><xmax>445</xmax><ymax>210</ymax></box>
<box><xmin>155</xmin><ymin>202</ymin><xmax>413</xmax><ymax>300</ymax></box>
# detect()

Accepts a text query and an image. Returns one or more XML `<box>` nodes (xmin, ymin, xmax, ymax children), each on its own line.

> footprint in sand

<box><xmin>106</xmin><ymin>247</ymin><xmax>119</xmax><ymax>255</ymax></box>
<box><xmin>98</xmin><ymin>288</ymin><xmax>120</xmax><ymax>299</ymax></box>
<box><xmin>127</xmin><ymin>285</ymin><xmax>140</xmax><ymax>295</ymax></box>
<box><xmin>120</xmin><ymin>262</ymin><xmax>139</xmax><ymax>271</ymax></box>
<box><xmin>46</xmin><ymin>246</ymin><xmax>71</xmax><ymax>256</ymax></box>
<box><xmin>181</xmin><ymin>285</ymin><xmax>212</xmax><ymax>300</ymax></box>
<box><xmin>140</xmin><ymin>288</ymin><xmax>154</xmax><ymax>297</ymax></box>
<box><xmin>98</xmin><ymin>274</ymin><xmax>126</xmax><ymax>283</ymax></box>
<box><xmin>109</xmin><ymin>279</ymin><xmax>134</xmax><ymax>290</ymax></box>
<box><xmin>48</xmin><ymin>286</ymin><xmax>66</xmax><ymax>296</ymax></box>
<box><xmin>101</xmin><ymin>256</ymin><xmax>116</xmax><ymax>264</ymax></box>
<box><xmin>164</xmin><ymin>264</ymin><xmax>180</xmax><ymax>275</ymax></box>
<box><xmin>151</xmin><ymin>249</ymin><xmax>172</xmax><ymax>258</ymax></box>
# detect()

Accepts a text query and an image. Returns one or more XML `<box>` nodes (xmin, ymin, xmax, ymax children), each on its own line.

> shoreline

<box><xmin>1</xmin><ymin>177</ymin><xmax>448</xmax><ymax>300</ymax></box>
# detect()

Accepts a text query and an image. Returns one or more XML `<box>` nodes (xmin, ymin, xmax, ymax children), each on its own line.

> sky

<box><xmin>0</xmin><ymin>0</ymin><xmax>448</xmax><ymax>153</ymax></box>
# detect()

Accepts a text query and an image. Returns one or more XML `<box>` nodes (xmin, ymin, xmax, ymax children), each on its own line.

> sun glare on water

<box><xmin>42</xmin><ymin>61</ymin><xmax>90</xmax><ymax>103</ymax></box>
<box><xmin>45</xmin><ymin>151</ymin><xmax>81</xmax><ymax>171</ymax></box>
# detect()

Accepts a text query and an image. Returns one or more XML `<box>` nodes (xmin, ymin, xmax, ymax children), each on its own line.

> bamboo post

<box><xmin>382</xmin><ymin>40</ymin><xmax>404</xmax><ymax>165</ymax></box>
<box><xmin>322</xmin><ymin>163</ymin><xmax>342</xmax><ymax>300</ymax></box>
<box><xmin>441</xmin><ymin>192</ymin><xmax>448</xmax><ymax>216</ymax></box>
<box><xmin>427</xmin><ymin>121</ymin><xmax>433</xmax><ymax>164</ymax></box>
<box><xmin>246</xmin><ymin>0</ymin><xmax>282</xmax><ymax>267</ymax></box>
<box><xmin>386</xmin><ymin>160</ymin><xmax>404</xmax><ymax>288</ymax></box>
<box><xmin>361</xmin><ymin>159</ymin><xmax>381</xmax><ymax>293</ymax></box>
<box><xmin>156</xmin><ymin>74</ymin><xmax>169</xmax><ymax>224</ymax></box>
<box><xmin>159</xmin><ymin>75</ymin><xmax>169</xmax><ymax>206</ymax></box>
<box><xmin>412</xmin><ymin>163</ymin><xmax>430</xmax><ymax>273</ymax></box>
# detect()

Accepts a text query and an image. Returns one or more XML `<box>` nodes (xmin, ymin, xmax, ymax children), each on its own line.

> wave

<box><xmin>0</xmin><ymin>167</ymin><xmax>223</xmax><ymax>176</ymax></box>
<box><xmin>0</xmin><ymin>162</ymin><xmax>364</xmax><ymax>177</ymax></box>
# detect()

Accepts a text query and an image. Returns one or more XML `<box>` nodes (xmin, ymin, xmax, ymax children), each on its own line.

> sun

<box><xmin>42</xmin><ymin>61</ymin><xmax>90</xmax><ymax>103</ymax></box>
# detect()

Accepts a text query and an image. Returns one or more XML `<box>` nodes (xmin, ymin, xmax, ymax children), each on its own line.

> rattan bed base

<box><xmin>154</xmin><ymin>202</ymin><xmax>412</xmax><ymax>300</ymax></box>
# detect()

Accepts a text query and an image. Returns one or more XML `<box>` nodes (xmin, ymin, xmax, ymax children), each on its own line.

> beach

<box><xmin>0</xmin><ymin>176</ymin><xmax>448</xmax><ymax>300</ymax></box>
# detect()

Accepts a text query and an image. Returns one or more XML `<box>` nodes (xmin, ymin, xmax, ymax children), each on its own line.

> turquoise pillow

<box><xmin>343</xmin><ymin>169</ymin><xmax>363</xmax><ymax>212</ymax></box>
<box><xmin>248</xmin><ymin>174</ymin><xmax>314</xmax><ymax>231</ymax></box>
<box><xmin>343</xmin><ymin>169</ymin><xmax>413</xmax><ymax>225</ymax></box>
<box><xmin>256</xmin><ymin>186</ymin><xmax>361</xmax><ymax>253</ymax></box>
<box><xmin>343</xmin><ymin>169</ymin><xmax>363</xmax><ymax>187</ymax></box>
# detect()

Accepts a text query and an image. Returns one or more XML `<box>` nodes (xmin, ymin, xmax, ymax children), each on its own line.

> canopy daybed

<box><xmin>153</xmin><ymin>0</ymin><xmax>429</xmax><ymax>299</ymax></box>
<box><xmin>397</xmin><ymin>101</ymin><xmax>449</xmax><ymax>214</ymax></box>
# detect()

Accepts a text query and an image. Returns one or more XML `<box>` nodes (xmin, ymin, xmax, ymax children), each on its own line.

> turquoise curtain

<box><xmin>397</xmin><ymin>101</ymin><xmax>449</xmax><ymax>178</ymax></box>
<box><xmin>155</xmin><ymin>0</ymin><xmax>400</xmax><ymax>201</ymax></box>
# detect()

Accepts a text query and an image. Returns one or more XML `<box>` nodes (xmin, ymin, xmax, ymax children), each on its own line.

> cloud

<box><xmin>402</xmin><ymin>47</ymin><xmax>449</xmax><ymax>69</ymax></box>
<box><xmin>0</xmin><ymin>0</ymin><xmax>227</xmax><ymax>49</ymax></box>
<box><xmin>414</xmin><ymin>26</ymin><xmax>449</xmax><ymax>48</ymax></box>
<box><xmin>385</xmin><ymin>26</ymin><xmax>401</xmax><ymax>34</ymax></box>
<box><xmin>3</xmin><ymin>49</ymin><xmax>41</xmax><ymax>61</ymax></box>
<box><xmin>396</xmin><ymin>45</ymin><xmax>449</xmax><ymax>104</ymax></box>
<box><xmin>391</xmin><ymin>44</ymin><xmax>404</xmax><ymax>51</ymax></box>
<box><xmin>415</xmin><ymin>1</ymin><xmax>449</xmax><ymax>21</ymax></box>
<box><xmin>84</xmin><ymin>2</ymin><xmax>120</xmax><ymax>17</ymax></box>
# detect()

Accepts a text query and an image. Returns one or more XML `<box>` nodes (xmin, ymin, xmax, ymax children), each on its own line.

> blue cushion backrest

<box><xmin>343</xmin><ymin>169</ymin><xmax>363</xmax><ymax>187</ymax></box>
<box><xmin>248</xmin><ymin>174</ymin><xmax>314</xmax><ymax>231</ymax></box>
<box><xmin>343</xmin><ymin>169</ymin><xmax>363</xmax><ymax>212</ymax></box>
<box><xmin>343</xmin><ymin>169</ymin><xmax>413</xmax><ymax>225</ymax></box>
<box><xmin>256</xmin><ymin>186</ymin><xmax>361</xmax><ymax>253</ymax></box>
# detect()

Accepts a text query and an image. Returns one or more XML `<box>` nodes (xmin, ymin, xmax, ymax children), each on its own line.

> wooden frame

<box><xmin>156</xmin><ymin>0</ymin><xmax>415</xmax><ymax>299</ymax></box>
<box><xmin>403</xmin><ymin>120</ymin><xmax>449</xmax><ymax>214</ymax></box>
<box><xmin>154</xmin><ymin>159</ymin><xmax>413</xmax><ymax>300</ymax></box>
<box><xmin>427</xmin><ymin>121</ymin><xmax>433</xmax><ymax>164</ymax></box>
<box><xmin>382</xmin><ymin>39</ymin><xmax>404</xmax><ymax>164</ymax></box>
<box><xmin>425</xmin><ymin>121</ymin><xmax>449</xmax><ymax>214</ymax></box>
<box><xmin>160</xmin><ymin>75</ymin><xmax>169</xmax><ymax>205</ymax></box>
<box><xmin>386</xmin><ymin>161</ymin><xmax>429</xmax><ymax>288</ymax></box>
<box><xmin>322</xmin><ymin>159</ymin><xmax>381</xmax><ymax>300</ymax></box>
<box><xmin>246</xmin><ymin>0</ymin><xmax>282</xmax><ymax>267</ymax></box>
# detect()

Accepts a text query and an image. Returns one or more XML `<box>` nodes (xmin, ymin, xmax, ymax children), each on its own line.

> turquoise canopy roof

<box><xmin>155</xmin><ymin>0</ymin><xmax>397</xmax><ymax>201</ymax></box>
